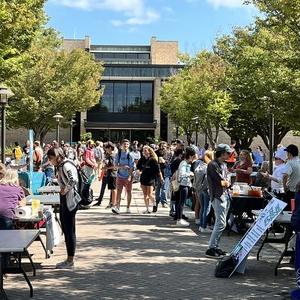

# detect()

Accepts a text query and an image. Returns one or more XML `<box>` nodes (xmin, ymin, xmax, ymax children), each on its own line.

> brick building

<box><xmin>63</xmin><ymin>36</ymin><xmax>181</xmax><ymax>143</ymax></box>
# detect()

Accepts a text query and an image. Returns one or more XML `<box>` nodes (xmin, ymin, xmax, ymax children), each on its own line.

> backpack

<box><xmin>94</xmin><ymin>147</ymin><xmax>103</xmax><ymax>162</ymax></box>
<box><xmin>116</xmin><ymin>150</ymin><xmax>131</xmax><ymax>173</ymax></box>
<box><xmin>14</xmin><ymin>146</ymin><xmax>23</xmax><ymax>160</ymax></box>
<box><xmin>193</xmin><ymin>161</ymin><xmax>208</xmax><ymax>192</ymax></box>
<box><xmin>62</xmin><ymin>160</ymin><xmax>93</xmax><ymax>207</ymax></box>
<box><xmin>215</xmin><ymin>255</ymin><xmax>238</xmax><ymax>278</ymax></box>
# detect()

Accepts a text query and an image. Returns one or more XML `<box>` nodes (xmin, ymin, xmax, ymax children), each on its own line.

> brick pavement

<box><xmin>3</xmin><ymin>183</ymin><xmax>297</xmax><ymax>300</ymax></box>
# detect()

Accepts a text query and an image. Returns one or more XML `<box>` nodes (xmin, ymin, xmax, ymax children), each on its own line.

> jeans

<box><xmin>208</xmin><ymin>194</ymin><xmax>230</xmax><ymax>249</ymax></box>
<box><xmin>60</xmin><ymin>195</ymin><xmax>78</xmax><ymax>257</ymax></box>
<box><xmin>175</xmin><ymin>186</ymin><xmax>189</xmax><ymax>220</ymax></box>
<box><xmin>155</xmin><ymin>178</ymin><xmax>167</xmax><ymax>206</ymax></box>
<box><xmin>0</xmin><ymin>216</ymin><xmax>13</xmax><ymax>268</ymax></box>
<box><xmin>199</xmin><ymin>190</ymin><xmax>211</xmax><ymax>229</ymax></box>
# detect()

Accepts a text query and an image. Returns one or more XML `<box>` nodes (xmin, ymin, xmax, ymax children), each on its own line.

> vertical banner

<box><xmin>229</xmin><ymin>197</ymin><xmax>287</xmax><ymax>277</ymax></box>
<box><xmin>29</xmin><ymin>129</ymin><xmax>34</xmax><ymax>192</ymax></box>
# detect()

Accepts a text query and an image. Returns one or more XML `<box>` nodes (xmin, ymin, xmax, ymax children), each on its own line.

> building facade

<box><xmin>63</xmin><ymin>36</ymin><xmax>181</xmax><ymax>143</ymax></box>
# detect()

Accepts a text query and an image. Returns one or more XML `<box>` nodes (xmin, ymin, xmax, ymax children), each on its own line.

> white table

<box><xmin>26</xmin><ymin>194</ymin><xmax>60</xmax><ymax>205</ymax></box>
<box><xmin>0</xmin><ymin>230</ymin><xmax>40</xmax><ymax>299</ymax></box>
<box><xmin>38</xmin><ymin>186</ymin><xmax>61</xmax><ymax>194</ymax></box>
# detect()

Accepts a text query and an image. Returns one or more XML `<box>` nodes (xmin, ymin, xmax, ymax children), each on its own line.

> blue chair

<box><xmin>31</xmin><ymin>172</ymin><xmax>46</xmax><ymax>195</ymax></box>
<box><xmin>18</xmin><ymin>172</ymin><xmax>30</xmax><ymax>188</ymax></box>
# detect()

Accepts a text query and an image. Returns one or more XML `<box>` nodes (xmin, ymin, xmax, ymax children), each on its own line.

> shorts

<box><xmin>107</xmin><ymin>176</ymin><xmax>116</xmax><ymax>190</ymax></box>
<box><xmin>116</xmin><ymin>177</ymin><xmax>132</xmax><ymax>193</ymax></box>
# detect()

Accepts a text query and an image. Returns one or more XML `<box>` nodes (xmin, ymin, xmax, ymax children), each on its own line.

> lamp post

<box><xmin>192</xmin><ymin>116</ymin><xmax>199</xmax><ymax>146</ymax></box>
<box><xmin>269</xmin><ymin>90</ymin><xmax>277</xmax><ymax>175</ymax></box>
<box><xmin>175</xmin><ymin>124</ymin><xmax>179</xmax><ymax>139</ymax></box>
<box><xmin>53</xmin><ymin>113</ymin><xmax>64</xmax><ymax>142</ymax></box>
<box><xmin>0</xmin><ymin>86</ymin><xmax>14</xmax><ymax>163</ymax></box>
<box><xmin>69</xmin><ymin>118</ymin><xmax>76</xmax><ymax>145</ymax></box>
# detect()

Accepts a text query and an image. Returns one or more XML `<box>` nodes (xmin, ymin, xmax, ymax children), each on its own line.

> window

<box><xmin>100</xmin><ymin>82</ymin><xmax>113</xmax><ymax>112</ymax></box>
<box><xmin>95</xmin><ymin>81</ymin><xmax>153</xmax><ymax>114</ymax></box>
<box><xmin>113</xmin><ymin>83</ymin><xmax>127</xmax><ymax>112</ymax></box>
<box><xmin>127</xmin><ymin>83</ymin><xmax>141</xmax><ymax>112</ymax></box>
<box><xmin>141</xmin><ymin>83</ymin><xmax>153</xmax><ymax>113</ymax></box>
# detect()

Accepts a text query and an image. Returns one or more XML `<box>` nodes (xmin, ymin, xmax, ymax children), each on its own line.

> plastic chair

<box><xmin>31</xmin><ymin>172</ymin><xmax>46</xmax><ymax>195</ymax></box>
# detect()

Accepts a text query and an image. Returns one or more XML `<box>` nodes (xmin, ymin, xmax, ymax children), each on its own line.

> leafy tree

<box><xmin>215</xmin><ymin>24</ymin><xmax>300</xmax><ymax>150</ymax></box>
<box><xmin>0</xmin><ymin>0</ymin><xmax>46</xmax><ymax>82</ymax></box>
<box><xmin>8</xmin><ymin>30</ymin><xmax>104</xmax><ymax>141</ymax></box>
<box><xmin>160</xmin><ymin>51</ymin><xmax>235</xmax><ymax>147</ymax></box>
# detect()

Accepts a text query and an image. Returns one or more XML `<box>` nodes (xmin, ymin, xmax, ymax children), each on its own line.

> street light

<box><xmin>0</xmin><ymin>86</ymin><xmax>14</xmax><ymax>163</ymax></box>
<box><xmin>175</xmin><ymin>124</ymin><xmax>179</xmax><ymax>139</ymax></box>
<box><xmin>69</xmin><ymin>118</ymin><xmax>76</xmax><ymax>145</ymax></box>
<box><xmin>192</xmin><ymin>116</ymin><xmax>199</xmax><ymax>146</ymax></box>
<box><xmin>53</xmin><ymin>113</ymin><xmax>64</xmax><ymax>142</ymax></box>
<box><xmin>269</xmin><ymin>90</ymin><xmax>277</xmax><ymax>175</ymax></box>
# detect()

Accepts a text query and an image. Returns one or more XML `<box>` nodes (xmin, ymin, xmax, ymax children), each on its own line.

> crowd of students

<box><xmin>3</xmin><ymin>137</ymin><xmax>300</xmax><ymax>273</ymax></box>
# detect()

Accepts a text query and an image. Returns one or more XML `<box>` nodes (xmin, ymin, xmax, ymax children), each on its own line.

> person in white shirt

<box><xmin>262</xmin><ymin>147</ymin><xmax>287</xmax><ymax>198</ymax></box>
<box><xmin>283</xmin><ymin>144</ymin><xmax>300</xmax><ymax>210</ymax></box>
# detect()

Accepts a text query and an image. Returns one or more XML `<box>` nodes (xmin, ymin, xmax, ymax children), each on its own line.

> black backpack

<box><xmin>61</xmin><ymin>160</ymin><xmax>93</xmax><ymax>208</ymax></box>
<box><xmin>215</xmin><ymin>255</ymin><xmax>238</xmax><ymax>278</ymax></box>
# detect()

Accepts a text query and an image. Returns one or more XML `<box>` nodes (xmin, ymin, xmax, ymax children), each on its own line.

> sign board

<box><xmin>229</xmin><ymin>197</ymin><xmax>287</xmax><ymax>277</ymax></box>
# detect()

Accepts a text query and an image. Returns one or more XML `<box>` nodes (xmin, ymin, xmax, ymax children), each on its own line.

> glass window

<box><xmin>114</xmin><ymin>53</ymin><xmax>126</xmax><ymax>59</ymax></box>
<box><xmin>127</xmin><ymin>83</ymin><xmax>141</xmax><ymax>112</ymax></box>
<box><xmin>100</xmin><ymin>82</ymin><xmax>114</xmax><ymax>112</ymax></box>
<box><xmin>113</xmin><ymin>83</ymin><xmax>127</xmax><ymax>113</ymax></box>
<box><xmin>126</xmin><ymin>53</ymin><xmax>138</xmax><ymax>59</ymax></box>
<box><xmin>141</xmin><ymin>83</ymin><xmax>153</xmax><ymax>113</ymax></box>
<box><xmin>138</xmin><ymin>53</ymin><xmax>150</xmax><ymax>60</ymax></box>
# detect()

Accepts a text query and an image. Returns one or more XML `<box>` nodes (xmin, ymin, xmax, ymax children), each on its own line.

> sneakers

<box><xmin>152</xmin><ymin>206</ymin><xmax>157</xmax><ymax>213</ymax></box>
<box><xmin>162</xmin><ymin>203</ymin><xmax>168</xmax><ymax>208</ymax></box>
<box><xmin>195</xmin><ymin>219</ymin><xmax>200</xmax><ymax>225</ymax></box>
<box><xmin>142</xmin><ymin>209</ymin><xmax>151</xmax><ymax>214</ymax></box>
<box><xmin>205</xmin><ymin>248</ymin><xmax>221</xmax><ymax>259</ymax></box>
<box><xmin>205</xmin><ymin>248</ymin><xmax>226</xmax><ymax>259</ymax></box>
<box><xmin>112</xmin><ymin>207</ymin><xmax>120</xmax><ymax>214</ymax></box>
<box><xmin>55</xmin><ymin>260</ymin><xmax>74</xmax><ymax>270</ymax></box>
<box><xmin>176</xmin><ymin>219</ymin><xmax>190</xmax><ymax>227</ymax></box>
<box><xmin>215</xmin><ymin>248</ymin><xmax>227</xmax><ymax>256</ymax></box>
<box><xmin>93</xmin><ymin>201</ymin><xmax>102</xmax><ymax>207</ymax></box>
<box><xmin>126</xmin><ymin>207</ymin><xmax>131</xmax><ymax>214</ymax></box>
<box><xmin>199</xmin><ymin>227</ymin><xmax>213</xmax><ymax>233</ymax></box>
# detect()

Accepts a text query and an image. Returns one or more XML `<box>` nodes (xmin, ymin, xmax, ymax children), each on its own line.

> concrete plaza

<box><xmin>4</xmin><ymin>183</ymin><xmax>296</xmax><ymax>300</ymax></box>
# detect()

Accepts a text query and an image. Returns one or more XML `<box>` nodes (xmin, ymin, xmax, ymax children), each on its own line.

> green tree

<box><xmin>215</xmin><ymin>24</ymin><xmax>300</xmax><ymax>149</ymax></box>
<box><xmin>159</xmin><ymin>51</ymin><xmax>234</xmax><ymax>146</ymax></box>
<box><xmin>0</xmin><ymin>0</ymin><xmax>46</xmax><ymax>82</ymax></box>
<box><xmin>8</xmin><ymin>30</ymin><xmax>104</xmax><ymax>141</ymax></box>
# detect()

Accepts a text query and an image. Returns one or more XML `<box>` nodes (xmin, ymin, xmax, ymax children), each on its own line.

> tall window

<box><xmin>98</xmin><ymin>81</ymin><xmax>153</xmax><ymax>114</ymax></box>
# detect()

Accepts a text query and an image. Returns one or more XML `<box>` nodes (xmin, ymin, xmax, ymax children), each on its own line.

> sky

<box><xmin>45</xmin><ymin>0</ymin><xmax>257</xmax><ymax>53</ymax></box>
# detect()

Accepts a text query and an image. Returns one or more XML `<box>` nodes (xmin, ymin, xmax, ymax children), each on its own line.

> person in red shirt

<box><xmin>225</xmin><ymin>140</ymin><xmax>238</xmax><ymax>168</ymax></box>
<box><xmin>82</xmin><ymin>140</ymin><xmax>97</xmax><ymax>178</ymax></box>
<box><xmin>232</xmin><ymin>150</ymin><xmax>253</xmax><ymax>184</ymax></box>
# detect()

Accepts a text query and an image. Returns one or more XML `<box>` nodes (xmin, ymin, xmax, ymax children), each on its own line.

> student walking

<box><xmin>137</xmin><ymin>146</ymin><xmax>162</xmax><ymax>214</ymax></box>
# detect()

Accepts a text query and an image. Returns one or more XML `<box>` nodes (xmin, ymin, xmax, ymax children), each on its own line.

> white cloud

<box><xmin>206</xmin><ymin>0</ymin><xmax>245</xmax><ymax>8</ymax></box>
<box><xmin>51</xmin><ymin>0</ymin><xmax>160</xmax><ymax>26</ymax></box>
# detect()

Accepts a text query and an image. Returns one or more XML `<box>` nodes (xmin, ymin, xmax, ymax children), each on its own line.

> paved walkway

<box><xmin>4</xmin><ymin>183</ymin><xmax>296</xmax><ymax>299</ymax></box>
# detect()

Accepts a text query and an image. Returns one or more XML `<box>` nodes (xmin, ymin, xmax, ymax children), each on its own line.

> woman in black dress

<box><xmin>137</xmin><ymin>146</ymin><xmax>163</xmax><ymax>213</ymax></box>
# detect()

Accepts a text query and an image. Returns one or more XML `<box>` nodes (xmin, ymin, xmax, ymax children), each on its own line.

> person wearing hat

<box><xmin>261</xmin><ymin>147</ymin><xmax>287</xmax><ymax>199</ymax></box>
<box><xmin>206</xmin><ymin>144</ymin><xmax>232</xmax><ymax>259</ymax></box>
<box><xmin>283</xmin><ymin>144</ymin><xmax>300</xmax><ymax>210</ymax></box>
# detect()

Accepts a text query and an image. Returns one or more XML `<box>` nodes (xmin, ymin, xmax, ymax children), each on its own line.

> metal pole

<box><xmin>196</xmin><ymin>125</ymin><xmax>198</xmax><ymax>147</ymax></box>
<box><xmin>70</xmin><ymin>124</ymin><xmax>73</xmax><ymax>145</ymax></box>
<box><xmin>176</xmin><ymin>126</ymin><xmax>179</xmax><ymax>139</ymax></box>
<box><xmin>1</xmin><ymin>106</ymin><xmax>5</xmax><ymax>163</ymax></box>
<box><xmin>269</xmin><ymin>113</ymin><xmax>275</xmax><ymax>174</ymax></box>
<box><xmin>56</xmin><ymin>122</ymin><xmax>59</xmax><ymax>142</ymax></box>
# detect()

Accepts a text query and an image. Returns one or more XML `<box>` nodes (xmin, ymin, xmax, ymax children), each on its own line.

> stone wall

<box><xmin>150</xmin><ymin>37</ymin><xmax>178</xmax><ymax>65</ymax></box>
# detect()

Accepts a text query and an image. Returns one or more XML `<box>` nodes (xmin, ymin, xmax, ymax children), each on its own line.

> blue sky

<box><xmin>45</xmin><ymin>0</ymin><xmax>257</xmax><ymax>53</ymax></box>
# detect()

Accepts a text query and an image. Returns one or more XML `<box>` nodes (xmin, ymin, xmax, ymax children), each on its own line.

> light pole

<box><xmin>192</xmin><ymin>116</ymin><xmax>199</xmax><ymax>146</ymax></box>
<box><xmin>175</xmin><ymin>124</ymin><xmax>179</xmax><ymax>139</ymax></box>
<box><xmin>69</xmin><ymin>118</ymin><xmax>76</xmax><ymax>145</ymax></box>
<box><xmin>53</xmin><ymin>113</ymin><xmax>64</xmax><ymax>142</ymax></box>
<box><xmin>0</xmin><ymin>86</ymin><xmax>14</xmax><ymax>163</ymax></box>
<box><xmin>269</xmin><ymin>90</ymin><xmax>277</xmax><ymax>175</ymax></box>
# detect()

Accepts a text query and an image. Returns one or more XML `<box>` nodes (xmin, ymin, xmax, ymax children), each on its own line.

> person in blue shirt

<box><xmin>115</xmin><ymin>139</ymin><xmax>135</xmax><ymax>213</ymax></box>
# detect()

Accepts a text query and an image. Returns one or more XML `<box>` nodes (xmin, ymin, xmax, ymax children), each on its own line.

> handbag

<box><xmin>171</xmin><ymin>170</ymin><xmax>180</xmax><ymax>192</ymax></box>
